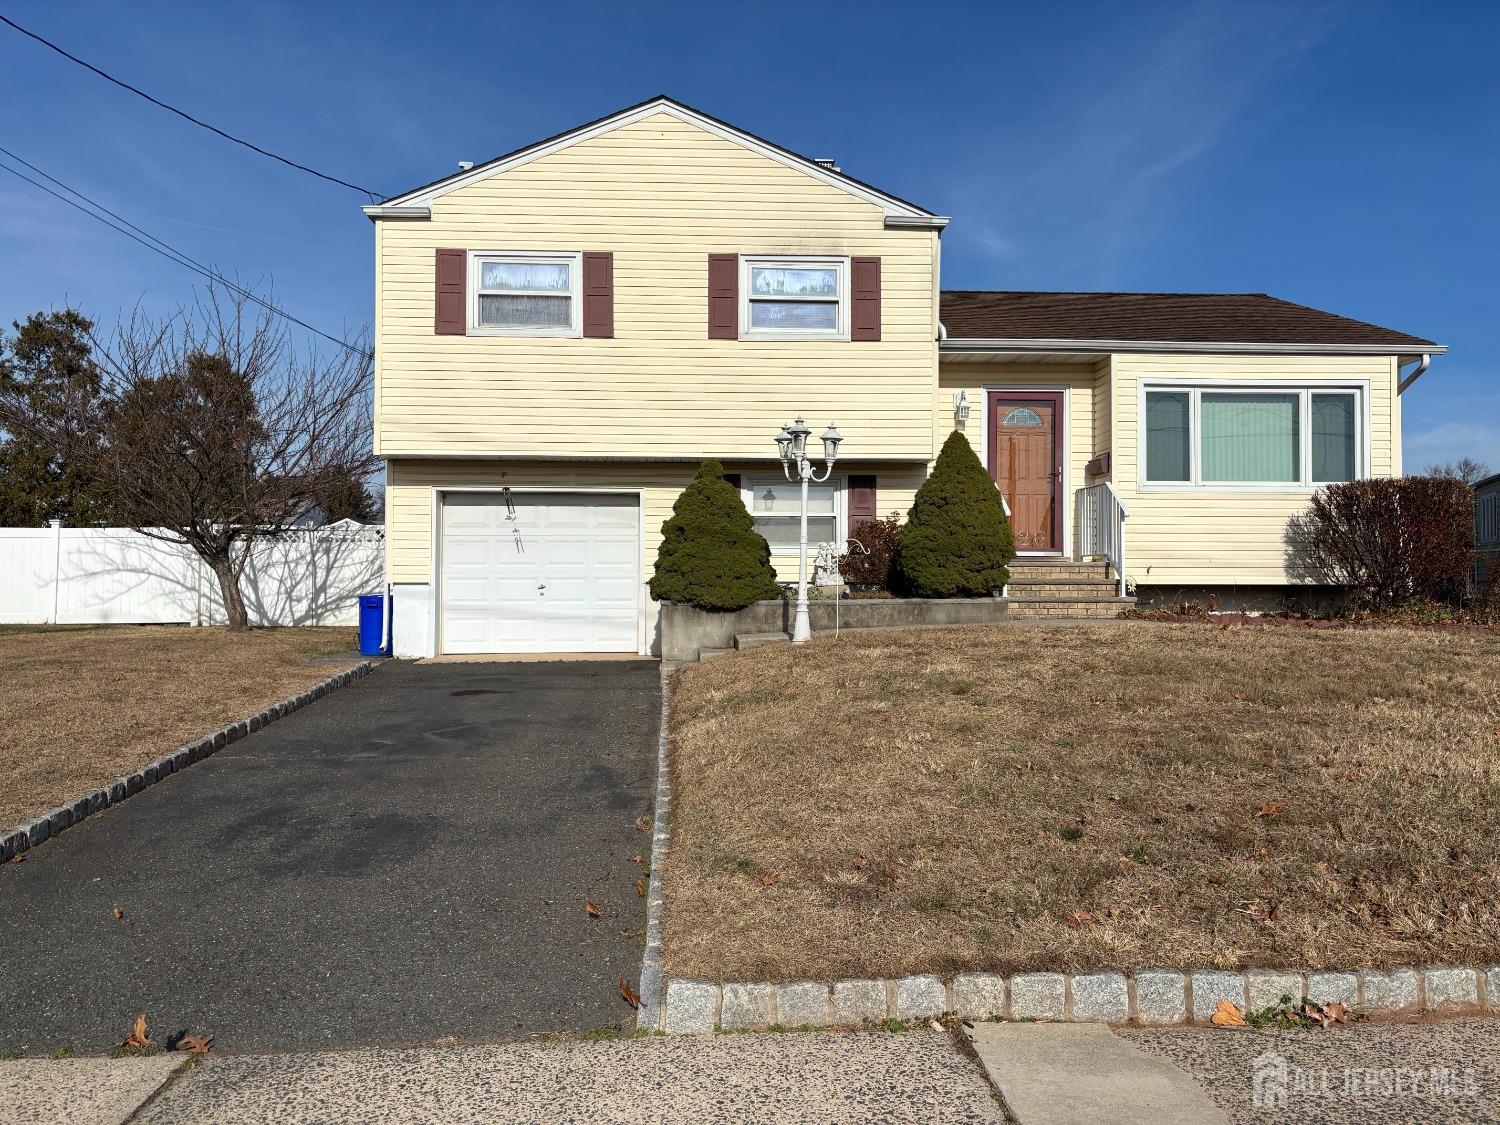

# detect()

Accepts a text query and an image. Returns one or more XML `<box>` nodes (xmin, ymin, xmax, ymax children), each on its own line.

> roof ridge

<box><xmin>940</xmin><ymin>289</ymin><xmax>1268</xmax><ymax>297</ymax></box>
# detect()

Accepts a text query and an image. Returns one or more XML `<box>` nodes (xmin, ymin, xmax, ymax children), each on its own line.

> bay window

<box><xmin>745</xmin><ymin>477</ymin><xmax>841</xmax><ymax>550</ymax></box>
<box><xmin>1143</xmin><ymin>385</ymin><xmax>1363</xmax><ymax>488</ymax></box>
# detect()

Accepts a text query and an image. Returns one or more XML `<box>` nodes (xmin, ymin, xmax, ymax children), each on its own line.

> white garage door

<box><xmin>439</xmin><ymin>492</ymin><xmax>640</xmax><ymax>654</ymax></box>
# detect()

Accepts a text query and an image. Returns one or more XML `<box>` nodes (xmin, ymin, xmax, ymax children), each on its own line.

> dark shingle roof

<box><xmin>939</xmin><ymin>291</ymin><xmax>1434</xmax><ymax>348</ymax></box>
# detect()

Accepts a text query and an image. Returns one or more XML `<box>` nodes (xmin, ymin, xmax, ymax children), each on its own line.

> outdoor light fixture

<box><xmin>953</xmin><ymin>389</ymin><xmax>971</xmax><ymax>423</ymax></box>
<box><xmin>775</xmin><ymin>415</ymin><xmax>842</xmax><ymax>644</ymax></box>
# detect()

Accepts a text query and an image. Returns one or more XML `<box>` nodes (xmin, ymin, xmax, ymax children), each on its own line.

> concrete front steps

<box><xmin>1007</xmin><ymin>557</ymin><xmax>1135</xmax><ymax>619</ymax></box>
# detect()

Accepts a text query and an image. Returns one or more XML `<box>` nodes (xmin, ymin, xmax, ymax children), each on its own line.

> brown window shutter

<box><xmin>582</xmin><ymin>252</ymin><xmax>614</xmax><ymax>338</ymax></box>
<box><xmin>848</xmin><ymin>474</ymin><xmax>877</xmax><ymax>537</ymax></box>
<box><xmin>434</xmin><ymin>248</ymin><xmax>466</xmax><ymax>335</ymax></box>
<box><xmin>708</xmin><ymin>253</ymin><xmax>738</xmax><ymax>339</ymax></box>
<box><xmin>850</xmin><ymin>256</ymin><xmax>881</xmax><ymax>341</ymax></box>
<box><xmin>723</xmin><ymin>472</ymin><xmax>741</xmax><ymax>491</ymax></box>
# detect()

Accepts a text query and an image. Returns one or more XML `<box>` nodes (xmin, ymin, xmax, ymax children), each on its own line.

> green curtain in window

<box><xmin>1145</xmin><ymin>392</ymin><xmax>1190</xmax><ymax>481</ymax></box>
<box><xmin>1201</xmin><ymin>393</ymin><xmax>1299</xmax><ymax>483</ymax></box>
<box><xmin>1311</xmin><ymin>394</ymin><xmax>1356</xmax><ymax>482</ymax></box>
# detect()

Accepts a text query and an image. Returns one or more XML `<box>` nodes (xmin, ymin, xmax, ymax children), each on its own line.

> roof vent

<box><xmin>457</xmin><ymin>160</ymin><xmax>475</xmax><ymax>171</ymax></box>
<box><xmin>813</xmin><ymin>157</ymin><xmax>841</xmax><ymax>172</ymax></box>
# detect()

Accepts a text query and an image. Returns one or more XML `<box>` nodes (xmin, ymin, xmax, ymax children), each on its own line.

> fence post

<box><xmin>49</xmin><ymin>518</ymin><xmax>63</xmax><ymax>624</ymax></box>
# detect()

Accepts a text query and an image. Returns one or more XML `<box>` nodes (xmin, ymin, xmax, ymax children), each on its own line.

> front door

<box><xmin>988</xmin><ymin>393</ymin><xmax>1062</xmax><ymax>552</ymax></box>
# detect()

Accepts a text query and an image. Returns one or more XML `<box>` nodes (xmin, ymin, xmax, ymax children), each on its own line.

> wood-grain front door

<box><xmin>989</xmin><ymin>393</ymin><xmax>1063</xmax><ymax>552</ymax></box>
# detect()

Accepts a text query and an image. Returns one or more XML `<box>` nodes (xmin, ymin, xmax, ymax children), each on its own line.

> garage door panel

<box><xmin>440</xmin><ymin>492</ymin><xmax>639</xmax><ymax>655</ymax></box>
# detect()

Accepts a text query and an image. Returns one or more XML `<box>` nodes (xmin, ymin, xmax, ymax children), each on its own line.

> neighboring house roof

<box><xmin>939</xmin><ymin>291</ymin><xmax>1441</xmax><ymax>354</ymax></box>
<box><xmin>370</xmin><ymin>95</ymin><xmax>945</xmax><ymax>227</ymax></box>
<box><xmin>1473</xmin><ymin>472</ymin><xmax>1500</xmax><ymax>492</ymax></box>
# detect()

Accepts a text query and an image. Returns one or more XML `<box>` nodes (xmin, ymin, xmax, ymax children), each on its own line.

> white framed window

<box><xmin>743</xmin><ymin>476</ymin><xmax>844</xmax><ymax>551</ymax></box>
<box><xmin>739</xmin><ymin>256</ymin><xmax>849</xmax><ymax>340</ymax></box>
<box><xmin>1141</xmin><ymin>384</ymin><xmax>1366</xmax><ymax>489</ymax></box>
<box><xmin>469</xmin><ymin>251</ymin><xmax>581</xmax><ymax>336</ymax></box>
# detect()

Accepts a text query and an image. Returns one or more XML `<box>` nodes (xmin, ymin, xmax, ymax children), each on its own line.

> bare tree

<box><xmin>0</xmin><ymin>284</ymin><xmax>375</xmax><ymax>630</ymax></box>
<box><xmin>1424</xmin><ymin>456</ymin><xmax>1491</xmax><ymax>486</ymax></box>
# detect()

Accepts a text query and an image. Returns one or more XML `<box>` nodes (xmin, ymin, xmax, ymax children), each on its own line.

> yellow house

<box><xmin>367</xmin><ymin>96</ymin><xmax>1442</xmax><ymax>657</ymax></box>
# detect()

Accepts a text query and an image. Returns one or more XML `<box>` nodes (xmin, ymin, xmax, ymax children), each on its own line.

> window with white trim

<box><xmin>744</xmin><ymin>476</ymin><xmax>843</xmax><ymax>551</ymax></box>
<box><xmin>470</xmin><ymin>251</ymin><xmax>581</xmax><ymax>336</ymax></box>
<box><xmin>1143</xmin><ymin>385</ymin><xmax>1363</xmax><ymax>487</ymax></box>
<box><xmin>740</xmin><ymin>256</ymin><xmax>848</xmax><ymax>339</ymax></box>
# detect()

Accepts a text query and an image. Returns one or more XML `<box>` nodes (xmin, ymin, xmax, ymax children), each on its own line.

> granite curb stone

<box><xmin>1245</xmin><ymin>970</ymin><xmax>1304</xmax><ymax>1011</ymax></box>
<box><xmin>1359</xmin><ymin>968</ymin><xmax>1419</xmax><ymax>1012</ymax></box>
<box><xmin>0</xmin><ymin>660</ymin><xmax>373</xmax><ymax>857</ymax></box>
<box><xmin>1010</xmin><ymin>972</ymin><xmax>1066</xmax><ymax>1020</ymax></box>
<box><xmin>1305</xmin><ymin>970</ymin><xmax>1358</xmax><ymax>1007</ymax></box>
<box><xmin>951</xmin><ymin>973</ymin><xmax>1006</xmax><ymax>1021</ymax></box>
<box><xmin>833</xmin><ymin>979</ymin><xmax>890</xmax><ymax>1024</ymax></box>
<box><xmin>1423</xmin><ymin>967</ymin><xmax>1479</xmax><ymax>1009</ymax></box>
<box><xmin>893</xmin><ymin>975</ymin><xmax>948</xmax><ymax>1020</ymax></box>
<box><xmin>1070</xmin><ymin>970</ymin><xmax>1129</xmax><ymax>1021</ymax></box>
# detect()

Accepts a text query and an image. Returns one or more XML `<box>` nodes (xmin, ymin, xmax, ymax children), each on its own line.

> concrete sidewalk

<box><xmin>1</xmin><ymin>1056</ymin><xmax>186</xmax><ymax>1125</ymax></box>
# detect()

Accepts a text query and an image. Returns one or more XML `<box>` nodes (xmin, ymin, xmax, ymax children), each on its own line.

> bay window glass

<box><xmin>748</xmin><ymin>479</ymin><xmax>838</xmax><ymax>550</ymax></box>
<box><xmin>1201</xmin><ymin>393</ymin><xmax>1299</xmax><ymax>483</ymax></box>
<box><xmin>1311</xmin><ymin>393</ymin><xmax>1357</xmax><ymax>482</ymax></box>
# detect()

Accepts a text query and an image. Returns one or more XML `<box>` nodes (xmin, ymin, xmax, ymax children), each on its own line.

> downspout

<box><xmin>1397</xmin><ymin>353</ymin><xmax>1431</xmax><ymax>394</ymax></box>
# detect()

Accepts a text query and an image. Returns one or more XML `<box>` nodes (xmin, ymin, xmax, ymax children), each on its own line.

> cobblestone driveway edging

<box><xmin>659</xmin><ymin>965</ymin><xmax>1500</xmax><ymax>1033</ymax></box>
<box><xmin>0</xmin><ymin>661</ymin><xmax>375</xmax><ymax>861</ymax></box>
<box><xmin>634</xmin><ymin>664</ymin><xmax>674</xmax><ymax>1032</ymax></box>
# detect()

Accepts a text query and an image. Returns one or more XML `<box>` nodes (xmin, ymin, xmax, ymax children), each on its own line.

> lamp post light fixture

<box><xmin>775</xmin><ymin>415</ymin><xmax>842</xmax><ymax>643</ymax></box>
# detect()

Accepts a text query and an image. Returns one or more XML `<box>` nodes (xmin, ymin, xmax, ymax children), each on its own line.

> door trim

<box><xmin>984</xmin><ymin>388</ymin><xmax>1068</xmax><ymax>555</ymax></box>
<box><xmin>431</xmin><ymin>486</ymin><xmax>647</xmax><ymax>656</ymax></box>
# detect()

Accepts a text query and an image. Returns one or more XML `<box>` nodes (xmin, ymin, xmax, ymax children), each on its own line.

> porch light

<box><xmin>821</xmin><ymin>423</ymin><xmax>842</xmax><ymax>462</ymax></box>
<box><xmin>786</xmin><ymin>416</ymin><xmax>811</xmax><ymax>459</ymax></box>
<box><xmin>954</xmin><ymin>389</ymin><xmax>971</xmax><ymax>422</ymax></box>
<box><xmin>775</xmin><ymin>424</ymin><xmax>793</xmax><ymax>464</ymax></box>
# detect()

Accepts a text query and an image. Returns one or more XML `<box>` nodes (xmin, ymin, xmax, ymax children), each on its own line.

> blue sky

<box><xmin>1</xmin><ymin>0</ymin><xmax>1495</xmax><ymax>470</ymax></box>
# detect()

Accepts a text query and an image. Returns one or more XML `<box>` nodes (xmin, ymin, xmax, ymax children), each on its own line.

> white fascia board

<box><xmin>362</xmin><ymin>205</ymin><xmax>431</xmax><ymax>221</ymax></box>
<box><xmin>379</xmin><ymin>98</ymin><xmax>935</xmax><ymax>221</ymax></box>
<box><xmin>941</xmin><ymin>337</ymin><xmax>1447</xmax><ymax>357</ymax></box>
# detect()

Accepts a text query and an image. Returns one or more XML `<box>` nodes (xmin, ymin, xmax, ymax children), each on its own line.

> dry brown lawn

<box><xmin>0</xmin><ymin>625</ymin><xmax>357</xmax><ymax>826</ymax></box>
<box><xmin>663</xmin><ymin>622</ymin><xmax>1500</xmax><ymax>981</ymax></box>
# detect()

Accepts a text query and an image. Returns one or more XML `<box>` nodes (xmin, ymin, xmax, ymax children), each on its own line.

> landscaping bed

<box><xmin>0</xmin><ymin>625</ymin><xmax>357</xmax><ymax>827</ymax></box>
<box><xmin>662</xmin><ymin>622</ymin><xmax>1500</xmax><ymax>981</ymax></box>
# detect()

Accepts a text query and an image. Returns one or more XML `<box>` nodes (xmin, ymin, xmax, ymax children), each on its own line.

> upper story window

<box><xmin>740</xmin><ymin>256</ymin><xmax>849</xmax><ymax>340</ymax></box>
<box><xmin>470</xmin><ymin>251</ymin><xmax>581</xmax><ymax>336</ymax></box>
<box><xmin>1143</xmin><ymin>384</ymin><xmax>1364</xmax><ymax>489</ymax></box>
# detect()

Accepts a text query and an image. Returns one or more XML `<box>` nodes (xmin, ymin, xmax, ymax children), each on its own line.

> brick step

<box><xmin>734</xmin><ymin>632</ymin><xmax>791</xmax><ymax>651</ymax></box>
<box><xmin>1005</xmin><ymin>596</ymin><xmax>1135</xmax><ymax>619</ymax></box>
<box><xmin>1009</xmin><ymin>559</ymin><xmax>1113</xmax><ymax>580</ymax></box>
<box><xmin>1006</xmin><ymin>578</ymin><xmax>1121</xmax><ymax>598</ymax></box>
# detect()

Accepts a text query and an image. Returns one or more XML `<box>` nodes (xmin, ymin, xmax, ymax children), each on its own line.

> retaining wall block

<box><xmin>776</xmin><ymin>982</ymin><xmax>831</xmax><ymax>1027</ymax></box>
<box><xmin>1423</xmin><ymin>967</ymin><xmax>1479</xmax><ymax>1010</ymax></box>
<box><xmin>1132</xmin><ymin>970</ymin><xmax>1187</xmax><ymax>1024</ymax></box>
<box><xmin>662</xmin><ymin>980</ymin><xmax>717</xmax><ymax>1034</ymax></box>
<box><xmin>1485</xmin><ymin>967</ymin><xmax>1500</xmax><ymax>1010</ymax></box>
<box><xmin>23</xmin><ymin>818</ymin><xmax>49</xmax><ymax>847</ymax></box>
<box><xmin>47</xmin><ymin>807</ymin><xmax>72</xmax><ymax>834</ymax></box>
<box><xmin>832</xmin><ymin>979</ymin><xmax>889</xmax><ymax>1024</ymax></box>
<box><xmin>1190</xmin><ymin>970</ymin><xmax>1246</xmax><ymax>1021</ymax></box>
<box><xmin>1245</xmin><ymin>971</ymin><xmax>1304</xmax><ymax>1012</ymax></box>
<box><xmin>719</xmin><ymin>983</ymin><xmax>774</xmax><ymax>1031</ymax></box>
<box><xmin>1070</xmin><ymin>971</ymin><xmax>1129</xmax><ymax>1021</ymax></box>
<box><xmin>1010</xmin><ymin>972</ymin><xmax>1065</xmax><ymax>1021</ymax></box>
<box><xmin>893</xmin><ymin>975</ymin><xmax>947</xmax><ymax>1020</ymax></box>
<box><xmin>1305</xmin><ymin>971</ymin><xmax>1358</xmax><ymax>1008</ymax></box>
<box><xmin>952</xmin><ymin>973</ymin><xmax>1006</xmax><ymax>1021</ymax></box>
<box><xmin>1359</xmin><ymin>969</ymin><xmax>1419</xmax><ymax>1013</ymax></box>
<box><xmin>108</xmin><ymin>780</ymin><xmax>127</xmax><ymax>802</ymax></box>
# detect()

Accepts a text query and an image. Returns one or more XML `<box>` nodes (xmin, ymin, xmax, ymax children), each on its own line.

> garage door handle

<box><xmin>537</xmin><ymin>584</ymin><xmax>546</xmax><ymax>591</ymax></box>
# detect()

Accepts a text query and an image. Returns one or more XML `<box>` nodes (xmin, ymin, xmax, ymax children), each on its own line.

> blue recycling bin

<box><xmin>358</xmin><ymin>594</ymin><xmax>390</xmax><ymax>656</ymax></box>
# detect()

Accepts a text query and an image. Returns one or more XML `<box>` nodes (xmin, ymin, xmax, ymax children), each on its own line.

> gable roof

<box><xmin>369</xmin><ymin>95</ymin><xmax>945</xmax><ymax>226</ymax></box>
<box><xmin>939</xmin><ymin>291</ymin><xmax>1441</xmax><ymax>354</ymax></box>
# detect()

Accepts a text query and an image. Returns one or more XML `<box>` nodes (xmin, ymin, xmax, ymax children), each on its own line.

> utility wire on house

<box><xmin>0</xmin><ymin>144</ymin><xmax>373</xmax><ymax>360</ymax></box>
<box><xmin>0</xmin><ymin>13</ymin><xmax>385</xmax><ymax>200</ymax></box>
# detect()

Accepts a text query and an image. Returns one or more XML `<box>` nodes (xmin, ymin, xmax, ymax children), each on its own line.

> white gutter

<box><xmin>937</xmin><ymin>320</ymin><xmax>948</xmax><ymax>342</ymax></box>
<box><xmin>941</xmin><ymin>337</ymin><xmax>1447</xmax><ymax>357</ymax></box>
<box><xmin>1397</xmin><ymin>352</ymin><xmax>1432</xmax><ymax>394</ymax></box>
<box><xmin>884</xmin><ymin>214</ymin><xmax>950</xmax><ymax>230</ymax></box>
<box><xmin>362</xmin><ymin>205</ymin><xmax>431</xmax><ymax>221</ymax></box>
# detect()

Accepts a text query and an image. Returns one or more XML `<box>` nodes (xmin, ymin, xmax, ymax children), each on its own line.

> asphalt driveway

<box><xmin>0</xmin><ymin>659</ymin><xmax>660</xmax><ymax>1055</ymax></box>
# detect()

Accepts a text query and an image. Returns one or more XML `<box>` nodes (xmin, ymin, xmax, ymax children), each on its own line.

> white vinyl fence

<box><xmin>0</xmin><ymin>521</ymin><xmax>385</xmax><ymax>627</ymax></box>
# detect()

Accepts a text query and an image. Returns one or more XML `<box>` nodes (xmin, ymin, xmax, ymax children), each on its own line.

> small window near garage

<box><xmin>740</xmin><ymin>257</ymin><xmax>848</xmax><ymax>339</ymax></box>
<box><xmin>470</xmin><ymin>251</ymin><xmax>581</xmax><ymax>336</ymax></box>
<box><xmin>745</xmin><ymin>477</ymin><xmax>841</xmax><ymax>550</ymax></box>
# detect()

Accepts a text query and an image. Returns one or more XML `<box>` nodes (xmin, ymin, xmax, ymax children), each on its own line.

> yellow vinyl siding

<box><xmin>1111</xmin><ymin>353</ymin><xmax>1400</xmax><ymax>586</ymax></box>
<box><xmin>373</xmin><ymin>111</ymin><xmax>937</xmax><ymax>465</ymax></box>
<box><xmin>937</xmin><ymin>363</ymin><xmax>1097</xmax><ymax>552</ymax></box>
<box><xmin>387</xmin><ymin>459</ymin><xmax>923</xmax><ymax>587</ymax></box>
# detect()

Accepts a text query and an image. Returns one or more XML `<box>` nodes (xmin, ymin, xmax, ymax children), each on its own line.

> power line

<box><xmin>0</xmin><ymin>13</ymin><xmax>385</xmax><ymax>200</ymax></box>
<box><xmin>0</xmin><ymin>145</ymin><xmax>372</xmax><ymax>359</ymax></box>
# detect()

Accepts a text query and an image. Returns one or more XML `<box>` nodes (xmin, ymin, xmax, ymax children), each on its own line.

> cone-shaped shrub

<box><xmin>650</xmin><ymin>460</ymin><xmax>780</xmax><ymax>610</ymax></box>
<box><xmin>895</xmin><ymin>430</ymin><xmax>1015</xmax><ymax>597</ymax></box>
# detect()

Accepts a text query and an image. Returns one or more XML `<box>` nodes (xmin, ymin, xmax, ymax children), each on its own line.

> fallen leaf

<box><xmin>1256</xmin><ymin>800</ymin><xmax>1286</xmax><ymax>819</ymax></box>
<box><xmin>1057</xmin><ymin>910</ymin><xmax>1094</xmax><ymax>930</ymax></box>
<box><xmin>111</xmin><ymin>907</ymin><xmax>124</xmax><ymax>921</ymax></box>
<box><xmin>1209</xmin><ymin>1000</ymin><xmax>1245</xmax><ymax>1028</ymax></box>
<box><xmin>755</xmin><ymin>872</ymin><xmax>781</xmax><ymax>887</ymax></box>
<box><xmin>585</xmin><ymin>901</ymin><xmax>601</xmax><ymax>918</ymax></box>
<box><xmin>619</xmin><ymin>979</ymin><xmax>640</xmax><ymax>1009</ymax></box>
<box><xmin>636</xmin><ymin>876</ymin><xmax>647</xmax><ymax>897</ymax></box>
<box><xmin>122</xmin><ymin>1014</ymin><xmax>152</xmax><ymax>1049</ymax></box>
<box><xmin>632</xmin><ymin>854</ymin><xmax>644</xmax><ymax>866</ymax></box>
<box><xmin>174</xmin><ymin>1033</ymin><xmax>213</xmax><ymax>1055</ymax></box>
<box><xmin>634</xmin><ymin>816</ymin><xmax>652</xmax><ymax>833</ymax></box>
<box><xmin>1323</xmin><ymin>1001</ymin><xmax>1350</xmax><ymax>1024</ymax></box>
